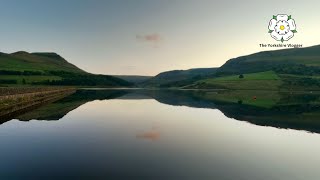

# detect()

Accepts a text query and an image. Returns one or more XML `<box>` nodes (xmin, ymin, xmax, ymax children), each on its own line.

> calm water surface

<box><xmin>1</xmin><ymin>89</ymin><xmax>320</xmax><ymax>179</ymax></box>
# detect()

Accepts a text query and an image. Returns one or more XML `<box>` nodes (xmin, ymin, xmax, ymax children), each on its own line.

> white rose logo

<box><xmin>268</xmin><ymin>14</ymin><xmax>297</xmax><ymax>42</ymax></box>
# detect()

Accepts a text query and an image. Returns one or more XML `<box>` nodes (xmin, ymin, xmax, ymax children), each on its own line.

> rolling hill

<box><xmin>0</xmin><ymin>51</ymin><xmax>132</xmax><ymax>87</ymax></box>
<box><xmin>143</xmin><ymin>68</ymin><xmax>217</xmax><ymax>87</ymax></box>
<box><xmin>1</xmin><ymin>51</ymin><xmax>85</xmax><ymax>73</ymax></box>
<box><xmin>182</xmin><ymin>45</ymin><xmax>320</xmax><ymax>90</ymax></box>
<box><xmin>3</xmin><ymin>44</ymin><xmax>320</xmax><ymax>89</ymax></box>
<box><xmin>113</xmin><ymin>75</ymin><xmax>152</xmax><ymax>84</ymax></box>
<box><xmin>186</xmin><ymin>71</ymin><xmax>283</xmax><ymax>90</ymax></box>
<box><xmin>216</xmin><ymin>44</ymin><xmax>320</xmax><ymax>76</ymax></box>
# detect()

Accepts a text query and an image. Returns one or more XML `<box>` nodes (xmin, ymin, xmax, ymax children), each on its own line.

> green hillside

<box><xmin>143</xmin><ymin>68</ymin><xmax>217</xmax><ymax>87</ymax></box>
<box><xmin>217</xmin><ymin>45</ymin><xmax>320</xmax><ymax>76</ymax></box>
<box><xmin>213</xmin><ymin>71</ymin><xmax>279</xmax><ymax>81</ymax></box>
<box><xmin>179</xmin><ymin>45</ymin><xmax>320</xmax><ymax>90</ymax></box>
<box><xmin>186</xmin><ymin>71</ymin><xmax>282</xmax><ymax>90</ymax></box>
<box><xmin>139</xmin><ymin>45</ymin><xmax>320</xmax><ymax>89</ymax></box>
<box><xmin>0</xmin><ymin>51</ymin><xmax>85</xmax><ymax>73</ymax></box>
<box><xmin>0</xmin><ymin>51</ymin><xmax>132</xmax><ymax>87</ymax></box>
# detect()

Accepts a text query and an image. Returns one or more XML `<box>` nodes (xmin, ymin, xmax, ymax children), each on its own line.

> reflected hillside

<box><xmin>150</xmin><ymin>90</ymin><xmax>320</xmax><ymax>133</ymax></box>
<box><xmin>143</xmin><ymin>90</ymin><xmax>218</xmax><ymax>108</ymax></box>
<box><xmin>4</xmin><ymin>89</ymin><xmax>129</xmax><ymax>123</ymax></box>
<box><xmin>3</xmin><ymin>89</ymin><xmax>320</xmax><ymax>133</ymax></box>
<box><xmin>201</xmin><ymin>91</ymin><xmax>320</xmax><ymax>133</ymax></box>
<box><xmin>12</xmin><ymin>89</ymin><xmax>218</xmax><ymax>122</ymax></box>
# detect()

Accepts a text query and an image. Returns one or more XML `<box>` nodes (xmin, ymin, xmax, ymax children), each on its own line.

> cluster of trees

<box><xmin>217</xmin><ymin>62</ymin><xmax>320</xmax><ymax>79</ymax></box>
<box><xmin>0</xmin><ymin>79</ymin><xmax>17</xmax><ymax>84</ymax></box>
<box><xmin>47</xmin><ymin>70</ymin><xmax>78</xmax><ymax>77</ymax></box>
<box><xmin>0</xmin><ymin>79</ymin><xmax>27</xmax><ymax>85</ymax></box>
<box><xmin>0</xmin><ymin>70</ymin><xmax>43</xmax><ymax>75</ymax></box>
<box><xmin>0</xmin><ymin>70</ymin><xmax>133</xmax><ymax>87</ymax></box>
<box><xmin>217</xmin><ymin>59</ymin><xmax>320</xmax><ymax>77</ymax></box>
<box><xmin>0</xmin><ymin>70</ymin><xmax>82</xmax><ymax>76</ymax></box>
<box><xmin>34</xmin><ymin>74</ymin><xmax>133</xmax><ymax>87</ymax></box>
<box><xmin>285</xmin><ymin>77</ymin><xmax>320</xmax><ymax>87</ymax></box>
<box><xmin>273</xmin><ymin>64</ymin><xmax>320</xmax><ymax>76</ymax></box>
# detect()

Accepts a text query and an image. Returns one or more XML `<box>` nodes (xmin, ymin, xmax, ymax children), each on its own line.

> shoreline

<box><xmin>0</xmin><ymin>87</ymin><xmax>76</xmax><ymax>121</ymax></box>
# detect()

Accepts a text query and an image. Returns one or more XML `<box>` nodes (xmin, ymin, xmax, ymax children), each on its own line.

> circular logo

<box><xmin>268</xmin><ymin>14</ymin><xmax>297</xmax><ymax>42</ymax></box>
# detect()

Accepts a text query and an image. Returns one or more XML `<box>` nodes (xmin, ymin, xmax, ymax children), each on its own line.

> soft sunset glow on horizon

<box><xmin>1</xmin><ymin>0</ymin><xmax>320</xmax><ymax>75</ymax></box>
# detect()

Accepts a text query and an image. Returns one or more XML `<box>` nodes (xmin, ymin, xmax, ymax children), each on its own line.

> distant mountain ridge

<box><xmin>113</xmin><ymin>75</ymin><xmax>152</xmax><ymax>84</ymax></box>
<box><xmin>143</xmin><ymin>68</ymin><xmax>217</xmax><ymax>87</ymax></box>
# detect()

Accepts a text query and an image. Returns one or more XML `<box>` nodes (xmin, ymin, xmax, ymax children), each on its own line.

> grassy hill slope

<box><xmin>217</xmin><ymin>45</ymin><xmax>320</xmax><ymax>76</ymax></box>
<box><xmin>1</xmin><ymin>51</ymin><xmax>85</xmax><ymax>73</ymax></box>
<box><xmin>0</xmin><ymin>51</ymin><xmax>132</xmax><ymax>87</ymax></box>
<box><xmin>182</xmin><ymin>45</ymin><xmax>320</xmax><ymax>90</ymax></box>
<box><xmin>143</xmin><ymin>68</ymin><xmax>217</xmax><ymax>87</ymax></box>
<box><xmin>186</xmin><ymin>71</ymin><xmax>282</xmax><ymax>90</ymax></box>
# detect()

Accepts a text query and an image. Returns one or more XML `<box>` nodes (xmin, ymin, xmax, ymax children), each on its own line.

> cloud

<box><xmin>136</xmin><ymin>33</ymin><xmax>163</xmax><ymax>46</ymax></box>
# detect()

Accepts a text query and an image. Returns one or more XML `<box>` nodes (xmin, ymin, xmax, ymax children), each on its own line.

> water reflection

<box><xmin>137</xmin><ymin>129</ymin><xmax>160</xmax><ymax>141</ymax></box>
<box><xmin>2</xmin><ymin>89</ymin><xmax>320</xmax><ymax>133</ymax></box>
<box><xmin>1</xmin><ymin>89</ymin><xmax>320</xmax><ymax>179</ymax></box>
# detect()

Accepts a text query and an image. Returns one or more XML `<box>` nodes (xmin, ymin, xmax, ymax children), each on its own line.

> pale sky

<box><xmin>0</xmin><ymin>0</ymin><xmax>320</xmax><ymax>75</ymax></box>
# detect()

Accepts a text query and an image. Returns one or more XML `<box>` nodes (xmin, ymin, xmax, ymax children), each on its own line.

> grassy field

<box><xmin>213</xmin><ymin>71</ymin><xmax>280</xmax><ymax>81</ymax></box>
<box><xmin>187</xmin><ymin>71</ymin><xmax>282</xmax><ymax>90</ymax></box>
